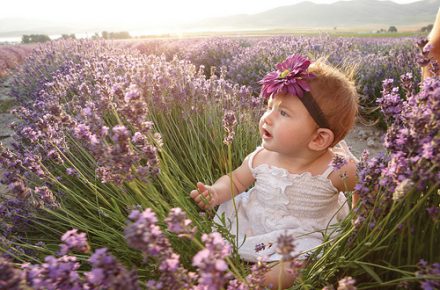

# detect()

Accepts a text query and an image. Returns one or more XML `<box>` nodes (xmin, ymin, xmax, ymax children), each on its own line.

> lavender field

<box><xmin>0</xmin><ymin>37</ymin><xmax>439</xmax><ymax>289</ymax></box>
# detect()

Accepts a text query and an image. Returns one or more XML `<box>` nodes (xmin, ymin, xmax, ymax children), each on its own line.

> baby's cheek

<box><xmin>258</xmin><ymin>117</ymin><xmax>265</xmax><ymax>129</ymax></box>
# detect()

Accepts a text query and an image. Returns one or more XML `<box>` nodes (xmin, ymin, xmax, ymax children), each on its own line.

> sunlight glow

<box><xmin>1</xmin><ymin>0</ymin><xmax>421</xmax><ymax>25</ymax></box>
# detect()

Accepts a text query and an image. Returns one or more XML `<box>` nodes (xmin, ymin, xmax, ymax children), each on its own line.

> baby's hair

<box><xmin>307</xmin><ymin>58</ymin><xmax>359</xmax><ymax>147</ymax></box>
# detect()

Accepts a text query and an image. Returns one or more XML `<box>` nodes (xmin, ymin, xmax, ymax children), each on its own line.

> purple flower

<box><xmin>381</xmin><ymin>78</ymin><xmax>394</xmax><ymax>95</ymax></box>
<box><xmin>426</xmin><ymin>207</ymin><xmax>439</xmax><ymax>221</ymax></box>
<box><xmin>58</xmin><ymin>229</ymin><xmax>90</xmax><ymax>255</ymax></box>
<box><xmin>124</xmin><ymin>84</ymin><xmax>141</xmax><ymax>102</ymax></box>
<box><xmin>85</xmin><ymin>248</ymin><xmax>140</xmax><ymax>290</ymax></box>
<box><xmin>244</xmin><ymin>256</ymin><xmax>270</xmax><ymax>289</ymax></box>
<box><xmin>223</xmin><ymin>110</ymin><xmax>237</xmax><ymax>145</ymax></box>
<box><xmin>416</xmin><ymin>38</ymin><xmax>429</xmax><ymax>49</ymax></box>
<box><xmin>34</xmin><ymin>186</ymin><xmax>59</xmax><ymax>208</ymax></box>
<box><xmin>259</xmin><ymin>54</ymin><xmax>315</xmax><ymax>99</ymax></box>
<box><xmin>193</xmin><ymin>232</ymin><xmax>232</xmax><ymax>289</ymax></box>
<box><xmin>392</xmin><ymin>179</ymin><xmax>414</xmax><ymax>201</ymax></box>
<box><xmin>255</xmin><ymin>243</ymin><xmax>266</xmax><ymax>253</ymax></box>
<box><xmin>111</xmin><ymin>125</ymin><xmax>130</xmax><ymax>144</ymax></box>
<box><xmin>0</xmin><ymin>258</ymin><xmax>22</xmax><ymax>290</ymax></box>
<box><xmin>164</xmin><ymin>207</ymin><xmax>196</xmax><ymax>237</ymax></box>
<box><xmin>331</xmin><ymin>155</ymin><xmax>348</xmax><ymax>171</ymax></box>
<box><xmin>337</xmin><ymin>276</ymin><xmax>357</xmax><ymax>290</ymax></box>
<box><xmin>66</xmin><ymin>167</ymin><xmax>78</xmax><ymax>176</ymax></box>
<box><xmin>73</xmin><ymin>123</ymin><xmax>99</xmax><ymax>145</ymax></box>
<box><xmin>125</xmin><ymin>208</ymin><xmax>195</xmax><ymax>289</ymax></box>
<box><xmin>8</xmin><ymin>180</ymin><xmax>30</xmax><ymax>199</ymax></box>
<box><xmin>275</xmin><ymin>232</ymin><xmax>296</xmax><ymax>261</ymax></box>
<box><xmin>125</xmin><ymin>208</ymin><xmax>166</xmax><ymax>256</ymax></box>
<box><xmin>22</xmin><ymin>255</ymin><xmax>82</xmax><ymax>290</ymax></box>
<box><xmin>416</xmin><ymin>260</ymin><xmax>440</xmax><ymax>290</ymax></box>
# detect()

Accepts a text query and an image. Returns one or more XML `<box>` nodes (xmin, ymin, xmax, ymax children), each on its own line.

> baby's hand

<box><xmin>190</xmin><ymin>182</ymin><xmax>217</xmax><ymax>210</ymax></box>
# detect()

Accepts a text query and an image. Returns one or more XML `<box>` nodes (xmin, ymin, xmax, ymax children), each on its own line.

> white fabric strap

<box><xmin>334</xmin><ymin>140</ymin><xmax>359</xmax><ymax>163</ymax></box>
<box><xmin>247</xmin><ymin>146</ymin><xmax>264</xmax><ymax>170</ymax></box>
<box><xmin>321</xmin><ymin>166</ymin><xmax>334</xmax><ymax>178</ymax></box>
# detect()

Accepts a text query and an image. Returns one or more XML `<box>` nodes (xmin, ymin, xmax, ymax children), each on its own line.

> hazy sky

<box><xmin>1</xmin><ymin>0</ymin><xmax>422</xmax><ymax>24</ymax></box>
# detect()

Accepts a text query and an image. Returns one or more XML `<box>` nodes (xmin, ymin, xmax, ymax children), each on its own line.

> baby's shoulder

<box><xmin>328</xmin><ymin>158</ymin><xmax>358</xmax><ymax>192</ymax></box>
<box><xmin>247</xmin><ymin>147</ymin><xmax>273</xmax><ymax>169</ymax></box>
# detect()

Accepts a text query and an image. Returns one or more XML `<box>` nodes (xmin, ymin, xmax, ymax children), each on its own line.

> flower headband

<box><xmin>259</xmin><ymin>54</ymin><xmax>330</xmax><ymax>129</ymax></box>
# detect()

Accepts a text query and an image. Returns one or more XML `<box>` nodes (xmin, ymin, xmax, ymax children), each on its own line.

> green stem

<box><xmin>227</xmin><ymin>143</ymin><xmax>240</xmax><ymax>248</ymax></box>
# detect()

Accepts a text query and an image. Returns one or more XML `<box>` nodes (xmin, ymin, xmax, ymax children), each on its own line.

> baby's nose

<box><xmin>263</xmin><ymin>112</ymin><xmax>274</xmax><ymax>125</ymax></box>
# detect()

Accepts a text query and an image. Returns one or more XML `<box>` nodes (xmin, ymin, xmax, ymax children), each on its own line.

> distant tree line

<box><xmin>20</xmin><ymin>30</ymin><xmax>131</xmax><ymax>44</ymax></box>
<box><xmin>92</xmin><ymin>31</ymin><xmax>132</xmax><ymax>40</ymax></box>
<box><xmin>60</xmin><ymin>34</ymin><xmax>76</xmax><ymax>40</ymax></box>
<box><xmin>374</xmin><ymin>26</ymin><xmax>398</xmax><ymax>34</ymax></box>
<box><xmin>421</xmin><ymin>24</ymin><xmax>433</xmax><ymax>33</ymax></box>
<box><xmin>21</xmin><ymin>34</ymin><xmax>51</xmax><ymax>44</ymax></box>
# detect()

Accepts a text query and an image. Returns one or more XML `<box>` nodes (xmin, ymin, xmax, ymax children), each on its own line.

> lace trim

<box><xmin>252</xmin><ymin>163</ymin><xmax>338</xmax><ymax>192</ymax></box>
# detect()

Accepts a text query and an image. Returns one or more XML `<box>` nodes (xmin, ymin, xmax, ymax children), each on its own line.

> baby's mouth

<box><xmin>263</xmin><ymin>128</ymin><xmax>272</xmax><ymax>138</ymax></box>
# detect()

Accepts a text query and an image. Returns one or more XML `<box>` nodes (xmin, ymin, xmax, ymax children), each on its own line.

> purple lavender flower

<box><xmin>255</xmin><ymin>243</ymin><xmax>266</xmax><ymax>253</ymax></box>
<box><xmin>392</xmin><ymin>179</ymin><xmax>414</xmax><ymax>201</ymax></box>
<box><xmin>400</xmin><ymin>72</ymin><xmax>414</xmax><ymax>97</ymax></box>
<box><xmin>124</xmin><ymin>84</ymin><xmax>141</xmax><ymax>103</ymax></box>
<box><xmin>0</xmin><ymin>258</ymin><xmax>22</xmax><ymax>290</ymax></box>
<box><xmin>125</xmin><ymin>208</ymin><xmax>196</xmax><ymax>289</ymax></box>
<box><xmin>85</xmin><ymin>248</ymin><xmax>140</xmax><ymax>290</ymax></box>
<box><xmin>8</xmin><ymin>180</ymin><xmax>30</xmax><ymax>199</ymax></box>
<box><xmin>58</xmin><ymin>229</ymin><xmax>90</xmax><ymax>255</ymax></box>
<box><xmin>226</xmin><ymin>279</ymin><xmax>249</xmax><ymax>290</ymax></box>
<box><xmin>244</xmin><ymin>256</ymin><xmax>270</xmax><ymax>290</ymax></box>
<box><xmin>73</xmin><ymin>123</ymin><xmax>99</xmax><ymax>145</ymax></box>
<box><xmin>66</xmin><ymin>167</ymin><xmax>78</xmax><ymax>176</ymax></box>
<box><xmin>275</xmin><ymin>232</ymin><xmax>296</xmax><ymax>261</ymax></box>
<box><xmin>34</xmin><ymin>186</ymin><xmax>59</xmax><ymax>208</ymax></box>
<box><xmin>193</xmin><ymin>232</ymin><xmax>232</xmax><ymax>289</ymax></box>
<box><xmin>337</xmin><ymin>276</ymin><xmax>357</xmax><ymax>290</ymax></box>
<box><xmin>426</xmin><ymin>207</ymin><xmax>439</xmax><ymax>221</ymax></box>
<box><xmin>223</xmin><ymin>110</ymin><xmax>237</xmax><ymax>145</ymax></box>
<box><xmin>377</xmin><ymin>88</ymin><xmax>403</xmax><ymax>122</ymax></box>
<box><xmin>164</xmin><ymin>207</ymin><xmax>196</xmax><ymax>237</ymax></box>
<box><xmin>416</xmin><ymin>260</ymin><xmax>440</xmax><ymax>290</ymax></box>
<box><xmin>381</xmin><ymin>78</ymin><xmax>394</xmax><ymax>95</ymax></box>
<box><xmin>416</xmin><ymin>38</ymin><xmax>429</xmax><ymax>50</ymax></box>
<box><xmin>22</xmin><ymin>255</ymin><xmax>83</xmax><ymax>290</ymax></box>
<box><xmin>125</xmin><ymin>208</ymin><xmax>165</xmax><ymax>256</ymax></box>
<box><xmin>331</xmin><ymin>155</ymin><xmax>348</xmax><ymax>171</ymax></box>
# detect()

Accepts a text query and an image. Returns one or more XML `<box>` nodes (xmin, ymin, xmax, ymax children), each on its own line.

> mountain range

<box><xmin>0</xmin><ymin>0</ymin><xmax>438</xmax><ymax>37</ymax></box>
<box><xmin>189</xmin><ymin>0</ymin><xmax>439</xmax><ymax>30</ymax></box>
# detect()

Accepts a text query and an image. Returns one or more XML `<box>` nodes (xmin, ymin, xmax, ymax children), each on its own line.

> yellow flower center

<box><xmin>280</xmin><ymin>69</ymin><xmax>290</xmax><ymax>78</ymax></box>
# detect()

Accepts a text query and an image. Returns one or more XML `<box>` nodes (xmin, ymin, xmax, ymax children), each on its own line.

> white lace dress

<box><xmin>214</xmin><ymin>142</ymin><xmax>354</xmax><ymax>262</ymax></box>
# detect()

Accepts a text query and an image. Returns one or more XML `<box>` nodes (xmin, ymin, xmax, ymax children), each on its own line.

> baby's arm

<box><xmin>329</xmin><ymin>159</ymin><xmax>359</xmax><ymax>208</ymax></box>
<box><xmin>190</xmin><ymin>155</ymin><xmax>255</xmax><ymax>210</ymax></box>
<box><xmin>424</xmin><ymin>7</ymin><xmax>440</xmax><ymax>78</ymax></box>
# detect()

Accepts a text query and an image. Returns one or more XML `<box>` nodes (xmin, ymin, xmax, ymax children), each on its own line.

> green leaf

<box><xmin>358</xmin><ymin>263</ymin><xmax>383</xmax><ymax>283</ymax></box>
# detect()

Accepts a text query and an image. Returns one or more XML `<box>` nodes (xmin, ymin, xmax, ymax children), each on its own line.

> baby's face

<box><xmin>259</xmin><ymin>94</ymin><xmax>318</xmax><ymax>156</ymax></box>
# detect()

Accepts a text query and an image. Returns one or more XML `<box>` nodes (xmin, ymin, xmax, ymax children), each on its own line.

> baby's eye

<box><xmin>280</xmin><ymin>110</ymin><xmax>289</xmax><ymax>117</ymax></box>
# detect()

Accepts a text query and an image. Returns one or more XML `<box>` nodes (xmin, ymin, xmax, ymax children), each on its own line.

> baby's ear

<box><xmin>309</xmin><ymin>128</ymin><xmax>334</xmax><ymax>151</ymax></box>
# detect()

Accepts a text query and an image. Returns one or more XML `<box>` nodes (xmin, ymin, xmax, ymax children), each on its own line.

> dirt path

<box><xmin>0</xmin><ymin>77</ymin><xmax>16</xmax><ymax>148</ymax></box>
<box><xmin>345</xmin><ymin>122</ymin><xmax>385</xmax><ymax>159</ymax></box>
<box><xmin>0</xmin><ymin>77</ymin><xmax>17</xmax><ymax>194</ymax></box>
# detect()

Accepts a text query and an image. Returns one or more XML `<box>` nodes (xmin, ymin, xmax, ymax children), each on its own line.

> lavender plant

<box><xmin>131</xmin><ymin>36</ymin><xmax>421</xmax><ymax>125</ymax></box>
<box><xmin>1</xmin><ymin>36</ymin><xmax>438</xmax><ymax>289</ymax></box>
<box><xmin>294</xmin><ymin>70</ymin><xmax>439</xmax><ymax>288</ymax></box>
<box><xmin>0</xmin><ymin>39</ymin><xmax>262</xmax><ymax>280</ymax></box>
<box><xmin>1</xmin><ymin>207</ymin><xmax>283</xmax><ymax>289</ymax></box>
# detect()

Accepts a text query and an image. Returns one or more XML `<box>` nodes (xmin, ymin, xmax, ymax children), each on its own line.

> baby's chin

<box><xmin>260</xmin><ymin>140</ymin><xmax>275</xmax><ymax>151</ymax></box>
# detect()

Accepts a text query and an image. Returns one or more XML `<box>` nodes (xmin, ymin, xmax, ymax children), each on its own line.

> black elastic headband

<box><xmin>300</xmin><ymin>92</ymin><xmax>330</xmax><ymax>129</ymax></box>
